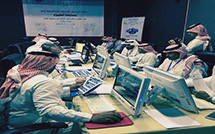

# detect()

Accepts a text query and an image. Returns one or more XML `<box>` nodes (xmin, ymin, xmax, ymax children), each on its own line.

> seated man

<box><xmin>186</xmin><ymin>23</ymin><xmax>213</xmax><ymax>54</ymax></box>
<box><xmin>26</xmin><ymin>38</ymin><xmax>52</xmax><ymax>54</ymax></box>
<box><xmin>100</xmin><ymin>36</ymin><xmax>114</xmax><ymax>48</ymax></box>
<box><xmin>26</xmin><ymin>36</ymin><xmax>61</xmax><ymax>54</ymax></box>
<box><xmin>159</xmin><ymin>44</ymin><xmax>208</xmax><ymax>87</ymax></box>
<box><xmin>121</xmin><ymin>40</ymin><xmax>139</xmax><ymax>58</ymax></box>
<box><xmin>0</xmin><ymin>43</ymin><xmax>122</xmax><ymax>134</ymax></box>
<box><xmin>168</xmin><ymin>37</ymin><xmax>187</xmax><ymax>48</ymax></box>
<box><xmin>107</xmin><ymin>37</ymin><xmax>126</xmax><ymax>55</ymax></box>
<box><xmin>32</xmin><ymin>33</ymin><xmax>48</xmax><ymax>43</ymax></box>
<box><xmin>129</xmin><ymin>43</ymin><xmax>159</xmax><ymax>67</ymax></box>
<box><xmin>48</xmin><ymin>37</ymin><xmax>61</xmax><ymax>45</ymax></box>
<box><xmin>26</xmin><ymin>40</ymin><xmax>65</xmax><ymax>80</ymax></box>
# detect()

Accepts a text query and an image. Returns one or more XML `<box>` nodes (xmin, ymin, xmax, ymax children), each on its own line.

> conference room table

<box><xmin>64</xmin><ymin>62</ymin><xmax>215</xmax><ymax>134</ymax></box>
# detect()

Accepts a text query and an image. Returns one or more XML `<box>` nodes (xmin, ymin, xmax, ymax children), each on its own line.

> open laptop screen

<box><xmin>112</xmin><ymin>65</ymin><xmax>150</xmax><ymax>116</ymax></box>
<box><xmin>92</xmin><ymin>53</ymin><xmax>104</xmax><ymax>75</ymax></box>
<box><xmin>113</xmin><ymin>52</ymin><xmax>132</xmax><ymax>69</ymax></box>
<box><xmin>91</xmin><ymin>52</ymin><xmax>110</xmax><ymax>79</ymax></box>
<box><xmin>113</xmin><ymin>68</ymin><xmax>142</xmax><ymax>106</ymax></box>
<box><xmin>75</xmin><ymin>43</ymin><xmax>85</xmax><ymax>53</ymax></box>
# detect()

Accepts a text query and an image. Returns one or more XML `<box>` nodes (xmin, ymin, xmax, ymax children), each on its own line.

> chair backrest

<box><xmin>0</xmin><ymin>112</ymin><xmax>8</xmax><ymax>132</ymax></box>
<box><xmin>195</xmin><ymin>51</ymin><xmax>215</xmax><ymax>76</ymax></box>
<box><xmin>0</xmin><ymin>103</ymin><xmax>68</xmax><ymax>133</ymax></box>
<box><xmin>0</xmin><ymin>98</ymin><xmax>11</xmax><ymax>132</ymax></box>
<box><xmin>14</xmin><ymin>41</ymin><xmax>35</xmax><ymax>55</ymax></box>
<box><xmin>0</xmin><ymin>53</ymin><xmax>24</xmax><ymax>77</ymax></box>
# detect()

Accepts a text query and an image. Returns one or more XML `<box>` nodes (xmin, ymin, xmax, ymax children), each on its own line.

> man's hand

<box><xmin>90</xmin><ymin>111</ymin><xmax>123</xmax><ymax>124</ymax></box>
<box><xmin>70</xmin><ymin>78</ymin><xmax>87</xmax><ymax>92</ymax></box>
<box><xmin>75</xmin><ymin>78</ymin><xmax>86</xmax><ymax>85</ymax></box>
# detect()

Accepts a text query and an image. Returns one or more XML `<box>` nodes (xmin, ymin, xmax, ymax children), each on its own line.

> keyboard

<box><xmin>192</xmin><ymin>95</ymin><xmax>215</xmax><ymax>110</ymax></box>
<box><xmin>71</xmin><ymin>70</ymin><xmax>92</xmax><ymax>77</ymax></box>
<box><xmin>83</xmin><ymin>95</ymin><xmax>116</xmax><ymax>113</ymax></box>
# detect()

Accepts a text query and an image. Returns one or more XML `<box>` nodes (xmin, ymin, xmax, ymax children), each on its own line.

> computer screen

<box><xmin>97</xmin><ymin>46</ymin><xmax>110</xmax><ymax>58</ymax></box>
<box><xmin>113</xmin><ymin>52</ymin><xmax>132</xmax><ymax>69</ymax></box>
<box><xmin>143</xmin><ymin>65</ymin><xmax>199</xmax><ymax>114</ymax></box>
<box><xmin>112</xmin><ymin>65</ymin><xmax>150</xmax><ymax>116</ymax></box>
<box><xmin>75</xmin><ymin>43</ymin><xmax>85</xmax><ymax>53</ymax></box>
<box><xmin>91</xmin><ymin>52</ymin><xmax>110</xmax><ymax>79</ymax></box>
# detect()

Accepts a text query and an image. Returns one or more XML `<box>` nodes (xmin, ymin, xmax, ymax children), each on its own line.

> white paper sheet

<box><xmin>144</xmin><ymin>108</ymin><xmax>201</xmax><ymax>129</ymax></box>
<box><xmin>89</xmin><ymin>84</ymin><xmax>113</xmax><ymax>94</ymax></box>
<box><xmin>192</xmin><ymin>70</ymin><xmax>214</xmax><ymax>96</ymax></box>
<box><xmin>66</xmin><ymin>66</ymin><xmax>92</xmax><ymax>71</ymax></box>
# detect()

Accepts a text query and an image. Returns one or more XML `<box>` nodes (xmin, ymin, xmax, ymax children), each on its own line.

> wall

<box><xmin>0</xmin><ymin>0</ymin><xmax>187</xmax><ymax>52</ymax></box>
<box><xmin>0</xmin><ymin>0</ymin><xmax>26</xmax><ymax>49</ymax></box>
<box><xmin>184</xmin><ymin>0</ymin><xmax>215</xmax><ymax>50</ymax></box>
<box><xmin>117</xmin><ymin>0</ymin><xmax>188</xmax><ymax>52</ymax></box>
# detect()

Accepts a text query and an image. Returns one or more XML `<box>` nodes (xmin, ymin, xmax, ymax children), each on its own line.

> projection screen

<box><xmin>22</xmin><ymin>0</ymin><xmax>104</xmax><ymax>36</ymax></box>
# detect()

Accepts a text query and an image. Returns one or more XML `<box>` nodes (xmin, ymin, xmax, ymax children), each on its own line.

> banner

<box><xmin>120</xmin><ymin>17</ymin><xmax>145</xmax><ymax>41</ymax></box>
<box><xmin>22</xmin><ymin>0</ymin><xmax>104</xmax><ymax>36</ymax></box>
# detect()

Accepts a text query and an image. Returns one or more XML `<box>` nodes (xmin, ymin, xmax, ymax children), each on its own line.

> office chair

<box><xmin>195</xmin><ymin>51</ymin><xmax>215</xmax><ymax>76</ymax></box>
<box><xmin>0</xmin><ymin>53</ymin><xmax>24</xmax><ymax>77</ymax></box>
<box><xmin>0</xmin><ymin>112</ymin><xmax>68</xmax><ymax>134</ymax></box>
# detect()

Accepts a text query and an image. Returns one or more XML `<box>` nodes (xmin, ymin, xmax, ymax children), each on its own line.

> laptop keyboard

<box><xmin>83</xmin><ymin>95</ymin><xmax>116</xmax><ymax>113</ymax></box>
<box><xmin>71</xmin><ymin>70</ymin><xmax>92</xmax><ymax>77</ymax></box>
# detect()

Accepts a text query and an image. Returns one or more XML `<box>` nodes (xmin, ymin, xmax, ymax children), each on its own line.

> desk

<box><xmin>73</xmin><ymin>94</ymin><xmax>215</xmax><ymax>134</ymax></box>
<box><xmin>64</xmin><ymin>64</ymin><xmax>215</xmax><ymax>134</ymax></box>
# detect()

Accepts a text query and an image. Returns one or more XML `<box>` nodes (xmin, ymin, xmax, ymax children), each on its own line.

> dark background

<box><xmin>184</xmin><ymin>0</ymin><xmax>215</xmax><ymax>49</ymax></box>
<box><xmin>1</xmin><ymin>0</ymin><xmax>214</xmax><ymax>53</ymax></box>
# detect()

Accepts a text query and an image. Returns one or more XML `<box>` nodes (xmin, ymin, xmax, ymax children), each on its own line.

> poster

<box><xmin>22</xmin><ymin>0</ymin><xmax>104</xmax><ymax>36</ymax></box>
<box><xmin>120</xmin><ymin>17</ymin><xmax>145</xmax><ymax>41</ymax></box>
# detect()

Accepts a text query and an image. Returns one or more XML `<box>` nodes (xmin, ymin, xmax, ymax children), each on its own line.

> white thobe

<box><xmin>159</xmin><ymin>56</ymin><xmax>207</xmax><ymax>87</ymax></box>
<box><xmin>129</xmin><ymin>53</ymin><xmax>158</xmax><ymax>67</ymax></box>
<box><xmin>186</xmin><ymin>38</ymin><xmax>210</xmax><ymax>54</ymax></box>
<box><xmin>8</xmin><ymin>72</ymin><xmax>92</xmax><ymax>133</ymax></box>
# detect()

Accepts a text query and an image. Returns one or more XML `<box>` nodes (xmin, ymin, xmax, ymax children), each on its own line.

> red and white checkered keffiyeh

<box><xmin>187</xmin><ymin>24</ymin><xmax>210</xmax><ymax>41</ymax></box>
<box><xmin>163</xmin><ymin>44</ymin><xmax>189</xmax><ymax>59</ymax></box>
<box><xmin>0</xmin><ymin>53</ymin><xmax>59</xmax><ymax>99</ymax></box>
<box><xmin>32</xmin><ymin>33</ymin><xmax>48</xmax><ymax>43</ymax></box>
<box><xmin>184</xmin><ymin>55</ymin><xmax>208</xmax><ymax>78</ymax></box>
<box><xmin>138</xmin><ymin>43</ymin><xmax>158</xmax><ymax>54</ymax></box>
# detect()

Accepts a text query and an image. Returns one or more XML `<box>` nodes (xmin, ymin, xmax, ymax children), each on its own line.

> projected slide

<box><xmin>22</xmin><ymin>0</ymin><xmax>104</xmax><ymax>36</ymax></box>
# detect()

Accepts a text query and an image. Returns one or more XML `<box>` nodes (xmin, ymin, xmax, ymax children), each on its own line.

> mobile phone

<box><xmin>205</xmin><ymin>112</ymin><xmax>215</xmax><ymax>120</ymax></box>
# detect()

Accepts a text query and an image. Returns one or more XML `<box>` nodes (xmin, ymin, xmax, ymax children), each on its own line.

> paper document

<box><xmin>66</xmin><ymin>66</ymin><xmax>92</xmax><ymax>71</ymax></box>
<box><xmin>192</xmin><ymin>70</ymin><xmax>214</xmax><ymax>96</ymax></box>
<box><xmin>144</xmin><ymin>108</ymin><xmax>201</xmax><ymax>129</ymax></box>
<box><xmin>66</xmin><ymin>53</ymin><xmax>81</xmax><ymax>59</ymax></box>
<box><xmin>211</xmin><ymin>66</ymin><xmax>215</xmax><ymax>93</ymax></box>
<box><xmin>90</xmin><ymin>84</ymin><xmax>113</xmax><ymax>94</ymax></box>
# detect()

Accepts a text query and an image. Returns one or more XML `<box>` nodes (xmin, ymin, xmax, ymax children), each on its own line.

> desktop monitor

<box><xmin>75</xmin><ymin>43</ymin><xmax>85</xmax><ymax>53</ymax></box>
<box><xmin>97</xmin><ymin>46</ymin><xmax>110</xmax><ymax>58</ymax></box>
<box><xmin>91</xmin><ymin>52</ymin><xmax>110</xmax><ymax>79</ymax></box>
<box><xmin>143</xmin><ymin>65</ymin><xmax>199</xmax><ymax>114</ymax></box>
<box><xmin>113</xmin><ymin>52</ymin><xmax>132</xmax><ymax>69</ymax></box>
<box><xmin>111</xmin><ymin>65</ymin><xmax>150</xmax><ymax>116</ymax></box>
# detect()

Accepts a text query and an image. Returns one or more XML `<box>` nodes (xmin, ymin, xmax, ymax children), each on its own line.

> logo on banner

<box><xmin>34</xmin><ymin>0</ymin><xmax>43</xmax><ymax>2</ymax></box>
<box><xmin>126</xmin><ymin>28</ymin><xmax>138</xmax><ymax>34</ymax></box>
<box><xmin>120</xmin><ymin>17</ymin><xmax>145</xmax><ymax>41</ymax></box>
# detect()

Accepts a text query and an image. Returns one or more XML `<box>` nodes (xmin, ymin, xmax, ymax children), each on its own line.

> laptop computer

<box><xmin>64</xmin><ymin>52</ymin><xmax>110</xmax><ymax>78</ymax></box>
